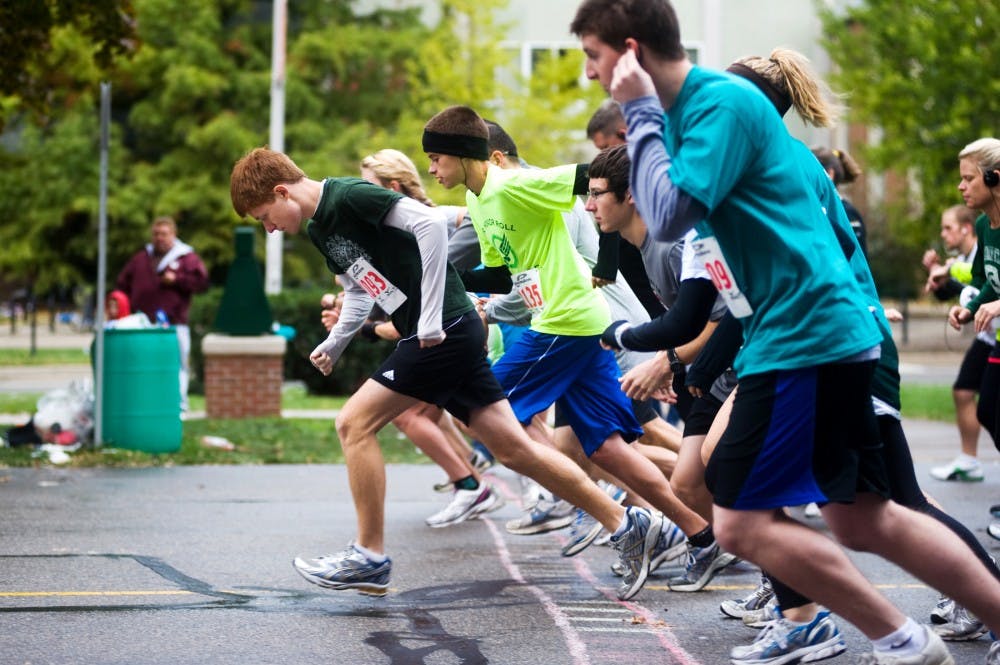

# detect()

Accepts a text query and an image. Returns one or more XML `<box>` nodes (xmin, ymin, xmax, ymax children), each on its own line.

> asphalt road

<box><xmin>2</xmin><ymin>442</ymin><xmax>998</xmax><ymax>665</ymax></box>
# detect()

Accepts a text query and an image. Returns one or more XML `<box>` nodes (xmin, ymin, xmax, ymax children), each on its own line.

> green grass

<box><xmin>0</xmin><ymin>384</ymin><xmax>341</xmax><ymax>416</ymax></box>
<box><xmin>1</xmin><ymin>382</ymin><xmax>958</xmax><ymax>468</ymax></box>
<box><xmin>899</xmin><ymin>383</ymin><xmax>956</xmax><ymax>422</ymax></box>
<box><xmin>0</xmin><ymin>418</ymin><xmax>422</xmax><ymax>468</ymax></box>
<box><xmin>0</xmin><ymin>348</ymin><xmax>91</xmax><ymax>365</ymax></box>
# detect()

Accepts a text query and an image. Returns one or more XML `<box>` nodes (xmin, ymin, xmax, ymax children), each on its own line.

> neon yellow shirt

<box><xmin>466</xmin><ymin>165</ymin><xmax>610</xmax><ymax>335</ymax></box>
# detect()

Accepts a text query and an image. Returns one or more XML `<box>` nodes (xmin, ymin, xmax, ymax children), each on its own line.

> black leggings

<box><xmin>976</xmin><ymin>351</ymin><xmax>1000</xmax><ymax>450</ymax></box>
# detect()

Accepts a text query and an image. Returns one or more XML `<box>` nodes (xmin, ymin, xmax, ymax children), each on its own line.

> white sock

<box><xmin>612</xmin><ymin>509</ymin><xmax>631</xmax><ymax>538</ymax></box>
<box><xmin>872</xmin><ymin>618</ymin><xmax>927</xmax><ymax>656</ymax></box>
<box><xmin>353</xmin><ymin>543</ymin><xmax>387</xmax><ymax>563</ymax></box>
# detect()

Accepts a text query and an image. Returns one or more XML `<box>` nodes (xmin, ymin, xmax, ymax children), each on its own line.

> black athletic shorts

<box><xmin>370</xmin><ymin>312</ymin><xmax>505</xmax><ymax>425</ymax></box>
<box><xmin>682</xmin><ymin>392</ymin><xmax>724</xmax><ymax>438</ymax></box>
<box><xmin>953</xmin><ymin>337</ymin><xmax>992</xmax><ymax>391</ymax></box>
<box><xmin>705</xmin><ymin>360</ymin><xmax>889</xmax><ymax>510</ymax></box>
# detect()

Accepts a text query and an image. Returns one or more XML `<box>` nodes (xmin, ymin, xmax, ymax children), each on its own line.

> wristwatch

<box><xmin>666</xmin><ymin>348</ymin><xmax>685</xmax><ymax>375</ymax></box>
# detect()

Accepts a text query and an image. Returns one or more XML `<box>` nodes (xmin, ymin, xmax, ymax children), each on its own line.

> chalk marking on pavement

<box><xmin>643</xmin><ymin>582</ymin><xmax>930</xmax><ymax>593</ymax></box>
<box><xmin>483</xmin><ymin>517</ymin><xmax>592</xmax><ymax>665</ymax></box>
<box><xmin>566</xmin><ymin>551</ymin><xmax>703</xmax><ymax>665</ymax></box>
<box><xmin>489</xmin><ymin>474</ymin><xmax>701</xmax><ymax>663</ymax></box>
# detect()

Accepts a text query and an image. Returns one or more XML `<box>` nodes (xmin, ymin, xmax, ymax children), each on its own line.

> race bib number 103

<box><xmin>348</xmin><ymin>257</ymin><xmax>407</xmax><ymax>315</ymax></box>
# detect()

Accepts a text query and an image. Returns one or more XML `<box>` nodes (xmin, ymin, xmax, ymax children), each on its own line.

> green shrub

<box><xmin>188</xmin><ymin>287</ymin><xmax>393</xmax><ymax>395</ymax></box>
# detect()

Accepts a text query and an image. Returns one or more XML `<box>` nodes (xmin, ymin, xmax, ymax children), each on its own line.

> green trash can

<box><xmin>100</xmin><ymin>328</ymin><xmax>182</xmax><ymax>453</ymax></box>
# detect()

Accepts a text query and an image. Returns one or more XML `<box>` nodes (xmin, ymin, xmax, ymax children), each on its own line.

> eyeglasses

<box><xmin>587</xmin><ymin>188</ymin><xmax>611</xmax><ymax>199</ymax></box>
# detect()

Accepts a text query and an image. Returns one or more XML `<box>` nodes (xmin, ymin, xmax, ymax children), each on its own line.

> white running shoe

<box><xmin>929</xmin><ymin>455</ymin><xmax>984</xmax><ymax>482</ymax></box>
<box><xmin>857</xmin><ymin>626</ymin><xmax>955</xmax><ymax>664</ymax></box>
<box><xmin>505</xmin><ymin>497</ymin><xmax>574</xmax><ymax>535</ymax></box>
<box><xmin>720</xmin><ymin>573</ymin><xmax>775</xmax><ymax>619</ymax></box>
<box><xmin>425</xmin><ymin>484</ymin><xmax>504</xmax><ymax>528</ymax></box>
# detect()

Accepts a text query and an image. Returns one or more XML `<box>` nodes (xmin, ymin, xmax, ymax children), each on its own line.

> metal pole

<box><xmin>264</xmin><ymin>0</ymin><xmax>287</xmax><ymax>295</ymax></box>
<box><xmin>94</xmin><ymin>81</ymin><xmax>111</xmax><ymax>447</ymax></box>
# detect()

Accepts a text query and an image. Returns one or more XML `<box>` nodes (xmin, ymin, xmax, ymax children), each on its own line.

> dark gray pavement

<box><xmin>2</xmin><ymin>316</ymin><xmax>1000</xmax><ymax>664</ymax></box>
<box><xmin>1</xmin><ymin>444</ymin><xmax>998</xmax><ymax>665</ymax></box>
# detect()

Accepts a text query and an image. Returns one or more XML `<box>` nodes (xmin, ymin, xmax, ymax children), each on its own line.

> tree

<box><xmin>819</xmin><ymin>0</ymin><xmax>1000</xmax><ymax>295</ymax></box>
<box><xmin>0</xmin><ymin>0</ymin><xmax>137</xmax><ymax>131</ymax></box>
<box><xmin>0</xmin><ymin>0</ymin><xmax>605</xmax><ymax>301</ymax></box>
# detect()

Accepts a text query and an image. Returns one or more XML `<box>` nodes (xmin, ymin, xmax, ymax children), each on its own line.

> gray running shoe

<box><xmin>729</xmin><ymin>609</ymin><xmax>846</xmax><ymax>665</ymax></box>
<box><xmin>425</xmin><ymin>483</ymin><xmax>503</xmax><ymax>528</ymax></box>
<box><xmin>932</xmin><ymin>605</ymin><xmax>988</xmax><ymax>642</ymax></box>
<box><xmin>721</xmin><ymin>573</ymin><xmax>775</xmax><ymax>619</ymax></box>
<box><xmin>561</xmin><ymin>481</ymin><xmax>626</xmax><ymax>557</ymax></box>
<box><xmin>561</xmin><ymin>508</ymin><xmax>603</xmax><ymax>557</ymax></box>
<box><xmin>505</xmin><ymin>497</ymin><xmax>574</xmax><ymax>535</ymax></box>
<box><xmin>743</xmin><ymin>597</ymin><xmax>781</xmax><ymax>628</ymax></box>
<box><xmin>668</xmin><ymin>541</ymin><xmax>736</xmax><ymax>592</ymax></box>
<box><xmin>610</xmin><ymin>559</ymin><xmax>626</xmax><ymax>577</ymax></box>
<box><xmin>650</xmin><ymin>519</ymin><xmax>688</xmax><ymax>571</ymax></box>
<box><xmin>857</xmin><ymin>626</ymin><xmax>954</xmax><ymax>665</ymax></box>
<box><xmin>930</xmin><ymin>596</ymin><xmax>956</xmax><ymax>625</ymax></box>
<box><xmin>987</xmin><ymin>640</ymin><xmax>1000</xmax><ymax>665</ymax></box>
<box><xmin>610</xmin><ymin>506</ymin><xmax>663</xmax><ymax>601</ymax></box>
<box><xmin>293</xmin><ymin>544</ymin><xmax>392</xmax><ymax>596</ymax></box>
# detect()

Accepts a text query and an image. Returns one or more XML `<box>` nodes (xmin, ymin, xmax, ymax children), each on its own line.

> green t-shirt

<box><xmin>307</xmin><ymin>177</ymin><xmax>472</xmax><ymax>337</ymax></box>
<box><xmin>967</xmin><ymin>215</ymin><xmax>1000</xmax><ymax>315</ymax></box>
<box><xmin>465</xmin><ymin>165</ymin><xmax>610</xmax><ymax>336</ymax></box>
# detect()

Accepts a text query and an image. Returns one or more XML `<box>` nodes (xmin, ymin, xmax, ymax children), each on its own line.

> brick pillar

<box><xmin>202</xmin><ymin>333</ymin><xmax>287</xmax><ymax>418</ymax></box>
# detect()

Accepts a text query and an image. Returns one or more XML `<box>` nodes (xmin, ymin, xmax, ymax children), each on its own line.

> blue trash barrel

<box><xmin>100</xmin><ymin>328</ymin><xmax>182</xmax><ymax>453</ymax></box>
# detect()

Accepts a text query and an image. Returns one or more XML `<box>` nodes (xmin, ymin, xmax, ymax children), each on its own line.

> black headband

<box><xmin>726</xmin><ymin>63</ymin><xmax>792</xmax><ymax>118</ymax></box>
<box><xmin>421</xmin><ymin>130</ymin><xmax>489</xmax><ymax>160</ymax></box>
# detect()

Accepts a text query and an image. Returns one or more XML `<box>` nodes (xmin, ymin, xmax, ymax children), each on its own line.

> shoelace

<box><xmin>753</xmin><ymin>620</ymin><xmax>790</xmax><ymax>649</ymax></box>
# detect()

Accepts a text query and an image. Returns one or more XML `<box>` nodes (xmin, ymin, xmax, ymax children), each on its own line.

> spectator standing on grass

<box><xmin>116</xmin><ymin>216</ymin><xmax>208</xmax><ymax>412</ymax></box>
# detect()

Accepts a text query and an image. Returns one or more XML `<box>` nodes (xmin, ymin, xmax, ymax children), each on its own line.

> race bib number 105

<box><xmin>690</xmin><ymin>236</ymin><xmax>754</xmax><ymax>318</ymax></box>
<box><xmin>348</xmin><ymin>257</ymin><xmax>407</xmax><ymax>315</ymax></box>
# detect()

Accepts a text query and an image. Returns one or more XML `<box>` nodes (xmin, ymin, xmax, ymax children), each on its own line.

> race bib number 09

<box><xmin>348</xmin><ymin>257</ymin><xmax>407</xmax><ymax>315</ymax></box>
<box><xmin>691</xmin><ymin>236</ymin><xmax>754</xmax><ymax>318</ymax></box>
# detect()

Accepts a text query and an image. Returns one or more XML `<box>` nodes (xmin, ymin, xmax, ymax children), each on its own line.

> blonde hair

<box><xmin>733</xmin><ymin>47</ymin><xmax>843</xmax><ymax>128</ymax></box>
<box><xmin>360</xmin><ymin>149</ymin><xmax>434</xmax><ymax>207</ymax></box>
<box><xmin>958</xmin><ymin>138</ymin><xmax>1000</xmax><ymax>173</ymax></box>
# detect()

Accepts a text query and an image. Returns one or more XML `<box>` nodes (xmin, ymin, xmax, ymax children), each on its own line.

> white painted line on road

<box><xmin>483</xmin><ymin>518</ymin><xmax>592</xmax><ymax>665</ymax></box>
<box><xmin>566</xmin><ymin>550</ymin><xmax>703</xmax><ymax>665</ymax></box>
<box><xmin>575</xmin><ymin>627</ymin><xmax>655</xmax><ymax>634</ymax></box>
